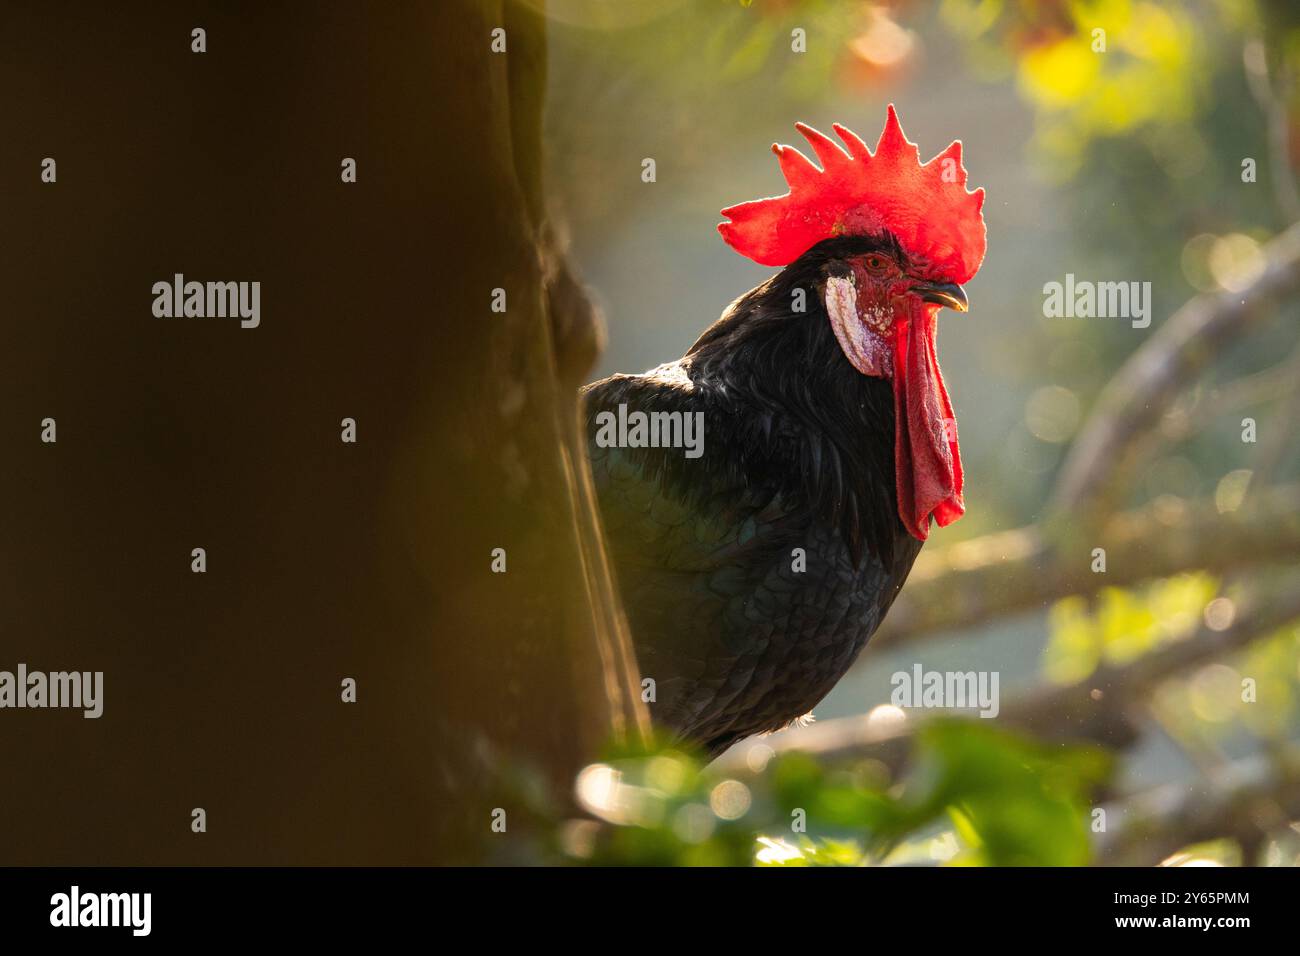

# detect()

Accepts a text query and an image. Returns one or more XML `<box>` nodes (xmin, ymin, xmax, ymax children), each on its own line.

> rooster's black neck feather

<box><xmin>681</xmin><ymin>236</ymin><xmax>909</xmax><ymax>567</ymax></box>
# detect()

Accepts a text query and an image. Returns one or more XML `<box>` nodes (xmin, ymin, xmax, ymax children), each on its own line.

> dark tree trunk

<box><xmin>0</xmin><ymin>0</ymin><xmax>644</xmax><ymax>864</ymax></box>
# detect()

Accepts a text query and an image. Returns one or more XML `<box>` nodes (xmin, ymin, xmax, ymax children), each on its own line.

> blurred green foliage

<box><xmin>947</xmin><ymin>0</ymin><xmax>1208</xmax><ymax>181</ymax></box>
<box><xmin>1044</xmin><ymin>573</ymin><xmax>1218</xmax><ymax>683</ymax></box>
<box><xmin>1044</xmin><ymin>571</ymin><xmax>1300</xmax><ymax>761</ymax></box>
<box><xmin>557</xmin><ymin>721</ymin><xmax>1111</xmax><ymax>866</ymax></box>
<box><xmin>1154</xmin><ymin>624</ymin><xmax>1300</xmax><ymax>746</ymax></box>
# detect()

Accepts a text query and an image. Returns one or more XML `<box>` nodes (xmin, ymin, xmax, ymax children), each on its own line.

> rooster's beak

<box><xmin>916</xmin><ymin>282</ymin><xmax>968</xmax><ymax>313</ymax></box>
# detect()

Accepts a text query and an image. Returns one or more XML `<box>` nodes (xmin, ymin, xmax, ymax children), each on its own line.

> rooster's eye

<box><xmin>862</xmin><ymin>254</ymin><xmax>893</xmax><ymax>274</ymax></box>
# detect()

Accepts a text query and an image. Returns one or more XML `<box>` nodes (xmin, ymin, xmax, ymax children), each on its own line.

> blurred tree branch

<box><xmin>1248</xmin><ymin>342</ymin><xmax>1300</xmax><ymax>497</ymax></box>
<box><xmin>1097</xmin><ymin>752</ymin><xmax>1300</xmax><ymax>866</ymax></box>
<box><xmin>1048</xmin><ymin>220</ymin><xmax>1300</xmax><ymax>522</ymax></box>
<box><xmin>1245</xmin><ymin>36</ymin><xmax>1300</xmax><ymax>222</ymax></box>
<box><xmin>1156</xmin><ymin>342</ymin><xmax>1300</xmax><ymax>448</ymax></box>
<box><xmin>875</xmin><ymin>483</ymin><xmax>1300</xmax><ymax>647</ymax></box>
<box><xmin>723</xmin><ymin>574</ymin><xmax>1300</xmax><ymax>779</ymax></box>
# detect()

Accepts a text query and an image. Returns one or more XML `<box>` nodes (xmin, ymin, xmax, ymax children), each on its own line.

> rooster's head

<box><xmin>718</xmin><ymin>105</ymin><xmax>987</xmax><ymax>541</ymax></box>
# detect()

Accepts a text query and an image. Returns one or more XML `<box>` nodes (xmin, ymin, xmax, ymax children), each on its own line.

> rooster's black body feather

<box><xmin>584</xmin><ymin>238</ymin><xmax>924</xmax><ymax>757</ymax></box>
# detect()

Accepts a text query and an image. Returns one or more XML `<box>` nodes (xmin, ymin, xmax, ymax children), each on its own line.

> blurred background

<box><xmin>537</xmin><ymin>0</ymin><xmax>1300</xmax><ymax>865</ymax></box>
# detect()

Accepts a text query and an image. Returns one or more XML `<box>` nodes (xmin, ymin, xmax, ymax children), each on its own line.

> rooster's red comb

<box><xmin>718</xmin><ymin>105</ymin><xmax>986</xmax><ymax>284</ymax></box>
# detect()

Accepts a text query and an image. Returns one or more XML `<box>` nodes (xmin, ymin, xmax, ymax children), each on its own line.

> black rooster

<box><xmin>584</xmin><ymin>108</ymin><xmax>986</xmax><ymax>757</ymax></box>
